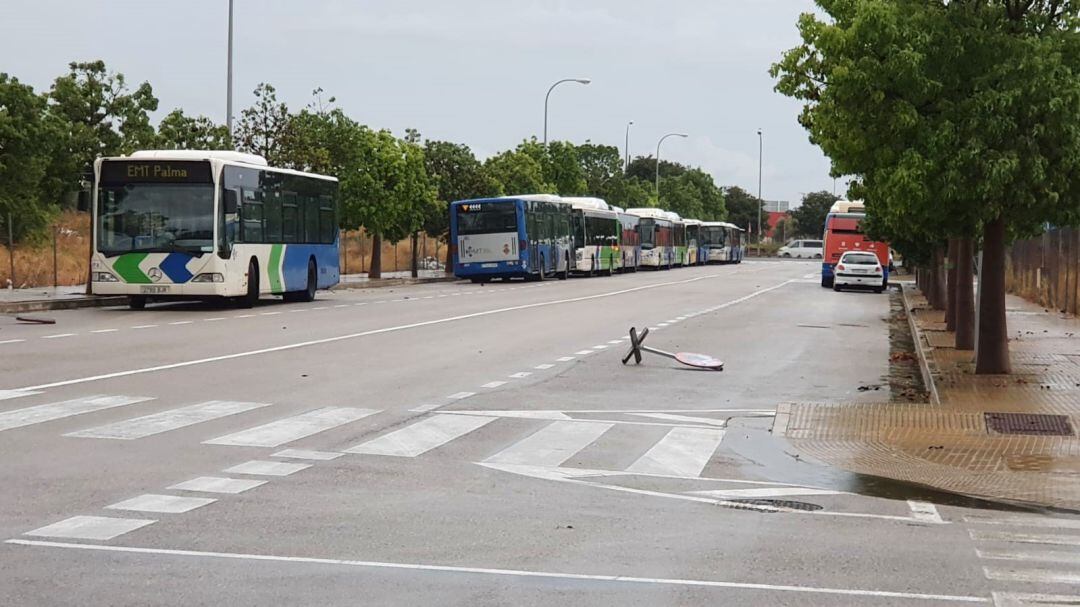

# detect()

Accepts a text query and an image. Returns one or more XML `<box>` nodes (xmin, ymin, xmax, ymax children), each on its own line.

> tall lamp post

<box><xmin>226</xmin><ymin>0</ymin><xmax>234</xmax><ymax>137</ymax></box>
<box><xmin>655</xmin><ymin>132</ymin><xmax>688</xmax><ymax>201</ymax></box>
<box><xmin>543</xmin><ymin>78</ymin><xmax>590</xmax><ymax>146</ymax></box>
<box><xmin>624</xmin><ymin>120</ymin><xmax>634</xmax><ymax>172</ymax></box>
<box><xmin>757</xmin><ymin>128</ymin><xmax>764</xmax><ymax>245</ymax></box>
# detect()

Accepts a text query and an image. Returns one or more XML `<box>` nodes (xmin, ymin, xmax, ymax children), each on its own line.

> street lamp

<box><xmin>757</xmin><ymin>128</ymin><xmax>763</xmax><ymax>244</ymax></box>
<box><xmin>543</xmin><ymin>78</ymin><xmax>591</xmax><ymax>146</ymax></box>
<box><xmin>624</xmin><ymin>120</ymin><xmax>634</xmax><ymax>173</ymax></box>
<box><xmin>226</xmin><ymin>0</ymin><xmax>234</xmax><ymax>137</ymax></box>
<box><xmin>655</xmin><ymin>132</ymin><xmax>688</xmax><ymax>200</ymax></box>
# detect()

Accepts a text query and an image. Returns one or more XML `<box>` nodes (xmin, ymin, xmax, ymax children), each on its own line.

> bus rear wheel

<box><xmin>128</xmin><ymin>296</ymin><xmax>147</xmax><ymax>310</ymax></box>
<box><xmin>285</xmin><ymin>259</ymin><xmax>317</xmax><ymax>303</ymax></box>
<box><xmin>558</xmin><ymin>254</ymin><xmax>569</xmax><ymax>280</ymax></box>
<box><xmin>605</xmin><ymin>254</ymin><xmax>614</xmax><ymax>276</ymax></box>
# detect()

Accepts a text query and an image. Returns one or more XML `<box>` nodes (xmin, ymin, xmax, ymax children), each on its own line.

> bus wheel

<box><xmin>128</xmin><ymin>296</ymin><xmax>147</xmax><ymax>310</ymax></box>
<box><xmin>537</xmin><ymin>257</ymin><xmax>546</xmax><ymax>281</ymax></box>
<box><xmin>821</xmin><ymin>275</ymin><xmax>833</xmax><ymax>288</ymax></box>
<box><xmin>300</xmin><ymin>259</ymin><xmax>317</xmax><ymax>302</ymax></box>
<box><xmin>589</xmin><ymin>256</ymin><xmax>597</xmax><ymax>277</ymax></box>
<box><xmin>239</xmin><ymin>260</ymin><xmax>259</xmax><ymax>308</ymax></box>
<box><xmin>606</xmin><ymin>255</ymin><xmax>614</xmax><ymax>276</ymax></box>
<box><xmin>558</xmin><ymin>254</ymin><xmax>569</xmax><ymax>280</ymax></box>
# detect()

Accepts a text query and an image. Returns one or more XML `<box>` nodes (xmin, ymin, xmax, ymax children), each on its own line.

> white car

<box><xmin>778</xmin><ymin>240</ymin><xmax>824</xmax><ymax>259</ymax></box>
<box><xmin>833</xmin><ymin>251</ymin><xmax>886</xmax><ymax>293</ymax></box>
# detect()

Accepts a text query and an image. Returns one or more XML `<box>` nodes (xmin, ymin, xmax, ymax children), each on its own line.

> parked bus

<box><xmin>820</xmin><ymin>200</ymin><xmax>888</xmax><ymax>288</ymax></box>
<box><xmin>563</xmin><ymin>197</ymin><xmax>621</xmax><ymax>276</ymax></box>
<box><xmin>611</xmin><ymin>206</ymin><xmax>640</xmax><ymax>272</ymax></box>
<box><xmin>451</xmin><ymin>195</ymin><xmax>572</xmax><ymax>283</ymax></box>
<box><xmin>666</xmin><ymin>212</ymin><xmax>687</xmax><ymax>266</ymax></box>
<box><xmin>699</xmin><ymin>221</ymin><xmax>745</xmax><ymax>264</ymax></box>
<box><xmin>683</xmin><ymin>219</ymin><xmax>702</xmax><ymax>266</ymax></box>
<box><xmin>627</xmin><ymin>208</ymin><xmax>674</xmax><ymax>269</ymax></box>
<box><xmin>92</xmin><ymin>150</ymin><xmax>339</xmax><ymax>309</ymax></box>
<box><xmin>723</xmin><ymin>222</ymin><xmax>746</xmax><ymax>263</ymax></box>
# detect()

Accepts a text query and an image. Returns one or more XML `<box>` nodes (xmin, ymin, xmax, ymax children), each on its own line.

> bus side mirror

<box><xmin>223</xmin><ymin>190</ymin><xmax>238</xmax><ymax>214</ymax></box>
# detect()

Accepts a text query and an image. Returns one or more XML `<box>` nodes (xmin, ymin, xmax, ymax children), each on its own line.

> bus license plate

<box><xmin>481</xmin><ymin>263</ymin><xmax>498</xmax><ymax>268</ymax></box>
<box><xmin>140</xmin><ymin>285</ymin><xmax>170</xmax><ymax>294</ymax></box>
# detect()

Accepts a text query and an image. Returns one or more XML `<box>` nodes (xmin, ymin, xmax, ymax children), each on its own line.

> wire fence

<box><xmin>1006</xmin><ymin>226</ymin><xmax>1080</xmax><ymax>315</ymax></box>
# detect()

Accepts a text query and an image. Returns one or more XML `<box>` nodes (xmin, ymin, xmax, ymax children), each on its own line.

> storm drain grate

<box><xmin>984</xmin><ymin>412</ymin><xmax>1074</xmax><ymax>436</ymax></box>
<box><xmin>730</xmin><ymin>499</ymin><xmax>824</xmax><ymax>511</ymax></box>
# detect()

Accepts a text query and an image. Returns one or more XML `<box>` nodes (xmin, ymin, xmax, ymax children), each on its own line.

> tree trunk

<box><xmin>976</xmin><ymin>217</ymin><xmax>1010</xmax><ymax>374</ymax></box>
<box><xmin>444</xmin><ymin>236</ymin><xmax>453</xmax><ymax>275</ymax></box>
<box><xmin>370</xmin><ymin>233</ymin><xmax>382</xmax><ymax>280</ymax></box>
<box><xmin>929</xmin><ymin>248</ymin><xmax>946</xmax><ymax>310</ymax></box>
<box><xmin>411</xmin><ymin>232</ymin><xmax>419</xmax><ymax>279</ymax></box>
<box><xmin>955</xmin><ymin>237</ymin><xmax>975</xmax><ymax>350</ymax></box>
<box><xmin>946</xmin><ymin>238</ymin><xmax>958</xmax><ymax>331</ymax></box>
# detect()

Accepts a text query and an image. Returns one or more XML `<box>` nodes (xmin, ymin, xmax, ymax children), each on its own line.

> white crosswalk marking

<box><xmin>0</xmin><ymin>395</ymin><xmax>153</xmax><ymax>433</ymax></box>
<box><xmin>625</xmin><ymin>427</ymin><xmax>726</xmax><ymax>477</ymax></box>
<box><xmin>66</xmin><ymin>400</ymin><xmax>270</xmax><ymax>440</ymax></box>
<box><xmin>224</xmin><ymin>460</ymin><xmax>310</xmax><ymax>476</ymax></box>
<box><xmin>508</xmin><ymin>372</ymin><xmax>532</xmax><ymax>379</ymax></box>
<box><xmin>272</xmin><ymin>449</ymin><xmax>343</xmax><ymax>461</ymax></box>
<box><xmin>105</xmin><ymin>494</ymin><xmax>216</xmax><ymax>514</ymax></box>
<box><xmin>964</xmin><ymin>514</ymin><xmax>1080</xmax><ymax>530</ymax></box>
<box><xmin>169</xmin><ymin>476</ymin><xmax>266</xmax><ymax>494</ymax></box>
<box><xmin>992</xmin><ymin>592</ymin><xmax>1080</xmax><ymax>607</ymax></box>
<box><xmin>969</xmin><ymin>530</ymin><xmax>1080</xmax><ymax>546</ymax></box>
<box><xmin>485</xmin><ymin>421</ymin><xmax>612</xmax><ymax>467</ymax></box>
<box><xmin>204</xmin><ymin>407</ymin><xmax>378</xmax><ymax>447</ymax></box>
<box><xmin>983</xmin><ymin>566</ymin><xmax>1080</xmax><ymax>585</ymax></box>
<box><xmin>534</xmin><ymin>364</ymin><xmax>555</xmax><ymax>369</ymax></box>
<box><xmin>689</xmin><ymin>487</ymin><xmax>841</xmax><ymax>499</ymax></box>
<box><xmin>447</xmin><ymin>392</ymin><xmax>475</xmax><ymax>400</ymax></box>
<box><xmin>480</xmin><ymin>381</ymin><xmax>507</xmax><ymax>389</ymax></box>
<box><xmin>346</xmin><ymin>414</ymin><xmax>496</xmax><ymax>458</ymax></box>
<box><xmin>0</xmin><ymin>390</ymin><xmax>40</xmax><ymax>401</ymax></box>
<box><xmin>976</xmin><ymin>547</ymin><xmax>1080</xmax><ymax>564</ymax></box>
<box><xmin>25</xmin><ymin>515</ymin><xmax>155</xmax><ymax>540</ymax></box>
<box><xmin>629</xmin><ymin>413</ymin><xmax>727</xmax><ymax>427</ymax></box>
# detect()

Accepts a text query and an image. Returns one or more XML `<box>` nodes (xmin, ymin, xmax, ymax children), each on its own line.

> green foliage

<box><xmin>234</xmin><ymin>83</ymin><xmax>291</xmax><ymax>165</ymax></box>
<box><xmin>722</xmin><ymin>186</ymin><xmax>763</xmax><ymax>233</ymax></box>
<box><xmin>156</xmin><ymin>109</ymin><xmax>231</xmax><ymax>150</ymax></box>
<box><xmin>790</xmin><ymin>190</ymin><xmax>838</xmax><ymax>238</ymax></box>
<box><xmin>421</xmin><ymin>139</ymin><xmax>502</xmax><ymax>237</ymax></box>
<box><xmin>484</xmin><ymin>147</ymin><xmax>553</xmax><ymax>195</ymax></box>
<box><xmin>625</xmin><ymin>156</ymin><xmax>684</xmax><ymax>183</ymax></box>
<box><xmin>0</xmin><ymin>74</ymin><xmax>63</xmax><ymax>238</ymax></box>
<box><xmin>575</xmin><ymin>143</ymin><xmax>623</xmax><ymax>199</ymax></box>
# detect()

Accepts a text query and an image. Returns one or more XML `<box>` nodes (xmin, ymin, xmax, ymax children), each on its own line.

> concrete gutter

<box><xmin>898</xmin><ymin>282</ymin><xmax>941</xmax><ymax>405</ymax></box>
<box><xmin>331</xmin><ymin>276</ymin><xmax>459</xmax><ymax>291</ymax></box>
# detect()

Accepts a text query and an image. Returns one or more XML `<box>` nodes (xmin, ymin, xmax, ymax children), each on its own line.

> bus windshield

<box><xmin>97</xmin><ymin>183</ymin><xmax>215</xmax><ymax>255</ymax></box>
<box><xmin>456</xmin><ymin>203</ymin><xmax>518</xmax><ymax>235</ymax></box>
<box><xmin>701</xmin><ymin>226</ymin><xmax>725</xmax><ymax>247</ymax></box>
<box><xmin>639</xmin><ymin>219</ymin><xmax>656</xmax><ymax>249</ymax></box>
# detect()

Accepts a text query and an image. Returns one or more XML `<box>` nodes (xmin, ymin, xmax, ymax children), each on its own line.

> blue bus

<box><xmin>450</xmin><ymin>195</ymin><xmax>573</xmax><ymax>283</ymax></box>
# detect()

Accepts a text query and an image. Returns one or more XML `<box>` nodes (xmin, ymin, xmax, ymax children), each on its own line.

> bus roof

<box><xmin>625</xmin><ymin>207</ymin><xmax>668</xmax><ymax>219</ymax></box>
<box><xmin>609</xmin><ymin>205</ymin><xmax>625</xmax><ymax>213</ymax></box>
<box><xmin>682</xmin><ymin>218</ymin><xmax>702</xmax><ymax>226</ymax></box>
<box><xmin>829</xmin><ymin>199</ymin><xmax>865</xmax><ymax>214</ymax></box>
<box><xmin>104</xmin><ymin>150</ymin><xmax>338</xmax><ymax>182</ymax></box>
<box><xmin>451</xmin><ymin>195</ymin><xmax>568</xmax><ymax>206</ymax></box>
<box><xmin>719</xmin><ymin>222</ymin><xmax>745</xmax><ymax>231</ymax></box>
<box><xmin>663</xmin><ymin>211</ymin><xmax>682</xmax><ymax>222</ymax></box>
<box><xmin>562</xmin><ymin>196</ymin><xmax>610</xmax><ymax>211</ymax></box>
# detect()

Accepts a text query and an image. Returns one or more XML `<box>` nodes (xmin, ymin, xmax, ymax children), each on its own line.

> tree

<box><xmin>422</xmin><ymin>139</ymin><xmax>502</xmax><ymax>271</ymax></box>
<box><xmin>574</xmin><ymin>142</ymin><xmax>623</xmax><ymax>199</ymax></box>
<box><xmin>484</xmin><ymin>148</ymin><xmax>552</xmax><ymax>195</ymax></box>
<box><xmin>790</xmin><ymin>191</ymin><xmax>838</xmax><ymax>238</ymax></box>
<box><xmin>722</xmin><ymin>186</ymin><xmax>763</xmax><ymax>235</ymax></box>
<box><xmin>0</xmin><ymin>74</ymin><xmax>63</xmax><ymax>239</ymax></box>
<box><xmin>517</xmin><ymin>139</ymin><xmax>586</xmax><ymax>195</ymax></box>
<box><xmin>625</xmin><ymin>156</ymin><xmax>684</xmax><ymax>183</ymax></box>
<box><xmin>156</xmin><ymin>109</ymin><xmax>231</xmax><ymax>150</ymax></box>
<box><xmin>234</xmin><ymin>83</ymin><xmax>291</xmax><ymax>165</ymax></box>
<box><xmin>772</xmin><ymin>0</ymin><xmax>1080</xmax><ymax>373</ymax></box>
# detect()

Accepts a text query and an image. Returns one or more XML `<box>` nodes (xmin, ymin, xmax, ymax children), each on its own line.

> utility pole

<box><xmin>226</xmin><ymin>0</ymin><xmax>235</xmax><ymax>137</ymax></box>
<box><xmin>757</xmin><ymin>129</ymin><xmax>764</xmax><ymax>245</ymax></box>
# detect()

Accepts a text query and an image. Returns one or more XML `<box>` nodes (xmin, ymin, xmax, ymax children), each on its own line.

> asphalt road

<box><xmin>1</xmin><ymin>261</ymin><xmax>1077</xmax><ymax>606</ymax></box>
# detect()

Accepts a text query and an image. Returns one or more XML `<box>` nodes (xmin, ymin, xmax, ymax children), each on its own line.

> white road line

<box><xmin>963</xmin><ymin>514</ymin><xmax>1080</xmax><ymax>530</ymax></box>
<box><xmin>629</xmin><ymin>413</ymin><xmax>727</xmax><ymax>426</ymax></box>
<box><xmin>657</xmin><ymin>323</ymin><xmax>669</xmax><ymax>327</ymax></box>
<box><xmin>976</xmin><ymin>547</ymin><xmax>1080</xmax><ymax>564</ymax></box>
<box><xmin>0</xmin><ymin>338</ymin><xmax>26</xmax><ymax>344</ymax></box>
<box><xmin>223</xmin><ymin>460</ymin><xmax>311</xmax><ymax>476</ymax></box>
<box><xmin>690</xmin><ymin>487</ymin><xmax>843</xmax><ymax>499</ymax></box>
<box><xmin>447</xmin><ymin>392</ymin><xmax>475</xmax><ymax>400</ymax></box>
<box><xmin>907</xmin><ymin>501</ymin><xmax>943</xmax><ymax>524</ymax></box>
<box><xmin>90</xmin><ymin>329</ymin><xmax>118</xmax><ymax>333</ymax></box>
<box><xmin>334</xmin><ymin>304</ymin><xmax>349</xmax><ymax>308</ymax></box>
<box><xmin>0</xmin><ymin>389</ymin><xmax>40</xmax><ymax>401</ymax></box>
<box><xmin>534</xmin><ymin>364</ymin><xmax>555</xmax><ymax>370</ymax></box>
<box><xmin>575</xmin><ymin>350</ymin><xmax>594</xmax><ymax>356</ymax></box>
<box><xmin>991</xmin><ymin>592</ymin><xmax>1080</xmax><ymax>607</ymax></box>
<box><xmin>169</xmin><ymin>476</ymin><xmax>266</xmax><ymax>494</ymax></box>
<box><xmin>131</xmin><ymin>325</ymin><xmax>158</xmax><ymax>329</ymax></box>
<box><xmin>0</xmin><ymin>395</ymin><xmax>153</xmax><ymax>433</ymax></box>
<box><xmin>42</xmin><ymin>333</ymin><xmax>76</xmax><ymax>339</ymax></box>
<box><xmin>271</xmin><ymin>448</ymin><xmax>343</xmax><ymax>461</ymax></box>
<box><xmin>969</xmin><ymin>530</ymin><xmax>1080</xmax><ymax>546</ymax></box>
<box><xmin>625</xmin><ymin>427</ymin><xmax>726</xmax><ymax>477</ymax></box>
<box><xmin>509</xmin><ymin>372</ymin><xmax>532</xmax><ymax>379</ymax></box>
<box><xmin>983</xmin><ymin>566</ymin><xmax>1080</xmax><ymax>585</ymax></box>
<box><xmin>24</xmin><ymin>517</ymin><xmax>155</xmax><ymax>541</ymax></box>
<box><xmin>235</xmin><ymin>314</ymin><xmax>255</xmax><ymax>318</ymax></box>
<box><xmin>607</xmin><ymin>340</ymin><xmax>622</xmax><ymax>345</ymax></box>
<box><xmin>289</xmin><ymin>309</ymin><xmax>309</xmax><ymax>313</ymax></box>
<box><xmin>555</xmin><ymin>357</ymin><xmax>575</xmax><ymax>362</ymax></box>
<box><xmin>105</xmin><ymin>494</ymin><xmax>216</xmax><ymax>514</ymax></box>
<box><xmin>3</xmin><ymin>540</ymin><xmax>991</xmax><ymax>603</ymax></box>
<box><xmin>485</xmin><ymin>421</ymin><xmax>613</xmax><ymax>467</ymax></box>
<box><xmin>261</xmin><ymin>311</ymin><xmax>283</xmax><ymax>316</ymax></box>
<box><xmin>345</xmin><ymin>414</ymin><xmax>496</xmax><ymax>458</ymax></box>
<box><xmin>592</xmin><ymin>345</ymin><xmax>609</xmax><ymax>350</ymax></box>
<box><xmin>66</xmin><ymin>400</ymin><xmax>270</xmax><ymax>440</ymax></box>
<box><xmin>204</xmin><ymin>407</ymin><xmax>379</xmax><ymax>448</ymax></box>
<box><xmin>409</xmin><ymin>404</ymin><xmax>441</xmax><ymax>413</ymax></box>
<box><xmin>168</xmin><ymin>321</ymin><xmax>194</xmax><ymax>325</ymax></box>
<box><xmin>14</xmin><ymin>277</ymin><xmax>794</xmax><ymax>392</ymax></box>
<box><xmin>204</xmin><ymin>317</ymin><xmax>225</xmax><ymax>322</ymax></box>
<box><xmin>480</xmin><ymin>381</ymin><xmax>507</xmax><ymax>389</ymax></box>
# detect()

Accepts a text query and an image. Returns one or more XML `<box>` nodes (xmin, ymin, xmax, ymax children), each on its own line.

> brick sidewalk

<box><xmin>776</xmin><ymin>282</ymin><xmax>1080</xmax><ymax>511</ymax></box>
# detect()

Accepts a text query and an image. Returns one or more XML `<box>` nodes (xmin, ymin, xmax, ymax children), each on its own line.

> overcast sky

<box><xmin>2</xmin><ymin>0</ymin><xmax>836</xmax><ymax>206</ymax></box>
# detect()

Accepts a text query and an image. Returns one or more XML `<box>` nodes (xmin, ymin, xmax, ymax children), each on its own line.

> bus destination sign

<box><xmin>100</xmin><ymin>160</ymin><xmax>213</xmax><ymax>185</ymax></box>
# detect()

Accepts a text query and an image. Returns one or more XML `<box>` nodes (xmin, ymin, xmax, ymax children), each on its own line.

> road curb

<box><xmin>0</xmin><ymin>295</ymin><xmax>129</xmax><ymax>314</ymax></box>
<box><xmin>899</xmin><ymin>282</ymin><xmax>941</xmax><ymax>405</ymax></box>
<box><xmin>331</xmin><ymin>276</ymin><xmax>459</xmax><ymax>290</ymax></box>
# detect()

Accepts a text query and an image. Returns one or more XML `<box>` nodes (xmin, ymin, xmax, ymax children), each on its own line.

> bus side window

<box><xmin>318</xmin><ymin>195</ymin><xmax>335</xmax><ymax>244</ymax></box>
<box><xmin>282</xmin><ymin>192</ymin><xmax>299</xmax><ymax>243</ymax></box>
<box><xmin>241</xmin><ymin>188</ymin><xmax>263</xmax><ymax>242</ymax></box>
<box><xmin>220</xmin><ymin>189</ymin><xmax>239</xmax><ymax>257</ymax></box>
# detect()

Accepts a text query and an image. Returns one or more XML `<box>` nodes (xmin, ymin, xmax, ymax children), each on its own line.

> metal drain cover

<box><xmin>985</xmin><ymin>412</ymin><xmax>1074</xmax><ymax>436</ymax></box>
<box><xmin>730</xmin><ymin>499</ymin><xmax>824</xmax><ymax>511</ymax></box>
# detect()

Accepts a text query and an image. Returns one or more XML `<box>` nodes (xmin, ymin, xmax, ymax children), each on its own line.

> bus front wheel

<box><xmin>239</xmin><ymin>260</ymin><xmax>259</xmax><ymax>308</ymax></box>
<box><xmin>128</xmin><ymin>296</ymin><xmax>147</xmax><ymax>310</ymax></box>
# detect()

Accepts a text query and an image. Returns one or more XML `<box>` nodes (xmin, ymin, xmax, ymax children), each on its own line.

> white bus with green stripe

<box><xmin>91</xmin><ymin>150</ymin><xmax>339</xmax><ymax>309</ymax></box>
<box><xmin>565</xmin><ymin>197</ymin><xmax>621</xmax><ymax>276</ymax></box>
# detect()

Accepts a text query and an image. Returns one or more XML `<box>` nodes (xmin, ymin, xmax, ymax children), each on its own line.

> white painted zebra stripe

<box><xmin>106</xmin><ymin>494</ymin><xmax>216</xmax><ymax>514</ymax></box>
<box><xmin>223</xmin><ymin>460</ymin><xmax>311</xmax><ymax>476</ymax></box>
<box><xmin>630</xmin><ymin>413</ymin><xmax>726</xmax><ymax>427</ymax></box>
<box><xmin>25</xmin><ymin>516</ymin><xmax>155</xmax><ymax>541</ymax></box>
<box><xmin>983</xmin><ymin>566</ymin><xmax>1080</xmax><ymax>585</ymax></box>
<box><xmin>272</xmin><ymin>448</ymin><xmax>343</xmax><ymax>461</ymax></box>
<box><xmin>169</xmin><ymin>476</ymin><xmax>266</xmax><ymax>494</ymax></box>
<box><xmin>0</xmin><ymin>390</ymin><xmax>40</xmax><ymax>401</ymax></box>
<box><xmin>964</xmin><ymin>514</ymin><xmax>1080</xmax><ymax>530</ymax></box>
<box><xmin>0</xmin><ymin>395</ymin><xmax>153</xmax><ymax>433</ymax></box>
<box><xmin>689</xmin><ymin>487</ymin><xmax>842</xmax><ymax>500</ymax></box>
<box><xmin>907</xmin><ymin>501</ymin><xmax>943</xmax><ymax>524</ymax></box>
<box><xmin>625</xmin><ymin>427</ymin><xmax>726</xmax><ymax>477</ymax></box>
<box><xmin>976</xmin><ymin>547</ymin><xmax>1080</xmax><ymax>565</ymax></box>
<box><xmin>345</xmin><ymin>414</ymin><xmax>496</xmax><ymax>458</ymax></box>
<box><xmin>204</xmin><ymin>407</ymin><xmax>379</xmax><ymax>448</ymax></box>
<box><xmin>969</xmin><ymin>530</ymin><xmax>1080</xmax><ymax>546</ymax></box>
<box><xmin>67</xmin><ymin>400</ymin><xmax>269</xmax><ymax>440</ymax></box>
<box><xmin>485</xmin><ymin>421</ymin><xmax>612</xmax><ymax>467</ymax></box>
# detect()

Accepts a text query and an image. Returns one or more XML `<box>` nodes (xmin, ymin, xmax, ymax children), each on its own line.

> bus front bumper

<box><xmin>90</xmin><ymin>282</ymin><xmax>242</xmax><ymax>298</ymax></box>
